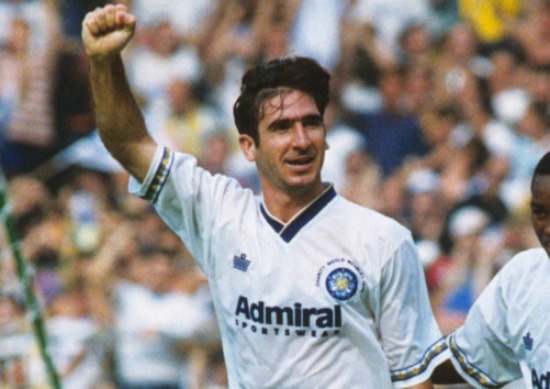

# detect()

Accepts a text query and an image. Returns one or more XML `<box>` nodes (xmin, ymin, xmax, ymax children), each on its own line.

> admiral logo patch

<box><xmin>233</xmin><ymin>253</ymin><xmax>251</xmax><ymax>272</ymax></box>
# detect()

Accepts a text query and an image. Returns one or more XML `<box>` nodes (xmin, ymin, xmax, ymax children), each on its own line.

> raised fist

<box><xmin>82</xmin><ymin>4</ymin><xmax>136</xmax><ymax>60</ymax></box>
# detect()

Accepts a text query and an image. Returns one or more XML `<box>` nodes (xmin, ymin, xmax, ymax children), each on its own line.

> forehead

<box><xmin>259</xmin><ymin>90</ymin><xmax>319</xmax><ymax>123</ymax></box>
<box><xmin>532</xmin><ymin>174</ymin><xmax>550</xmax><ymax>200</ymax></box>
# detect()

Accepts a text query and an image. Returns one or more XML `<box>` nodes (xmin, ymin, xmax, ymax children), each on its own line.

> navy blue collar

<box><xmin>260</xmin><ymin>185</ymin><xmax>337</xmax><ymax>243</ymax></box>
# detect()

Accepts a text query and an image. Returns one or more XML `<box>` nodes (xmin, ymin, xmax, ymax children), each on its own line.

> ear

<box><xmin>238</xmin><ymin>134</ymin><xmax>257</xmax><ymax>162</ymax></box>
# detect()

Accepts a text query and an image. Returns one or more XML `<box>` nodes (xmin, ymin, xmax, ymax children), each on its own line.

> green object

<box><xmin>0</xmin><ymin>170</ymin><xmax>61</xmax><ymax>389</ymax></box>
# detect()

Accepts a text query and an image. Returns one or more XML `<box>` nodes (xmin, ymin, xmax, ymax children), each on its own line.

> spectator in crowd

<box><xmin>427</xmin><ymin>0</ymin><xmax>460</xmax><ymax>40</ymax></box>
<box><xmin>120</xmin><ymin>0</ymin><xmax>216</xmax><ymax>47</ymax></box>
<box><xmin>0</xmin><ymin>291</ymin><xmax>30</xmax><ymax>388</ymax></box>
<box><xmin>288</xmin><ymin>0</ymin><xmax>349</xmax><ymax>71</ymax></box>
<box><xmin>458</xmin><ymin>0</ymin><xmax>523</xmax><ymax>48</ymax></box>
<box><xmin>144</xmin><ymin>77</ymin><xmax>226</xmax><ymax>158</ymax></box>
<box><xmin>85</xmin><ymin>221</ymin><xmax>214</xmax><ymax>389</ymax></box>
<box><xmin>348</xmin><ymin>0</ymin><xmax>431</xmax><ymax>57</ymax></box>
<box><xmin>524</xmin><ymin>65</ymin><xmax>550</xmax><ymax>109</ymax></box>
<box><xmin>126</xmin><ymin>19</ymin><xmax>203</xmax><ymax>110</ymax></box>
<box><xmin>46</xmin><ymin>285</ymin><xmax>108</xmax><ymax>389</ymax></box>
<box><xmin>196</xmin><ymin>130</ymin><xmax>233</xmax><ymax>176</ymax></box>
<box><xmin>0</xmin><ymin>0</ymin><xmax>62</xmax><ymax>176</ymax></box>
<box><xmin>403</xmin><ymin>168</ymin><xmax>446</xmax><ymax>268</ymax></box>
<box><xmin>0</xmin><ymin>0</ymin><xmax>57</xmax><ymax>49</ymax></box>
<box><xmin>397</xmin><ymin>23</ymin><xmax>433</xmax><ymax>68</ymax></box>
<box><xmin>429</xmin><ymin>205</ymin><xmax>497</xmax><ymax>334</ymax></box>
<box><xmin>402</xmin><ymin>63</ymin><xmax>435</xmax><ymax>117</ymax></box>
<box><xmin>350</xmin><ymin>67</ymin><xmax>431</xmax><ymax>178</ymax></box>
<box><xmin>320</xmin><ymin>102</ymin><xmax>367</xmax><ymax>192</ymax></box>
<box><xmin>510</xmin><ymin>0</ymin><xmax>550</xmax><ymax>68</ymax></box>
<box><xmin>486</xmin><ymin>41</ymin><xmax>531</xmax><ymax>131</ymax></box>
<box><xmin>510</xmin><ymin>102</ymin><xmax>550</xmax><ymax>184</ymax></box>
<box><xmin>338</xmin><ymin>20</ymin><xmax>396</xmax><ymax>115</ymax></box>
<box><xmin>431</xmin><ymin>23</ymin><xmax>481</xmax><ymax>107</ymax></box>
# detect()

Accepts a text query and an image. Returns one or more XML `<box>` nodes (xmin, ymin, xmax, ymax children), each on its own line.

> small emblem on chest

<box><xmin>316</xmin><ymin>258</ymin><xmax>366</xmax><ymax>302</ymax></box>
<box><xmin>233</xmin><ymin>253</ymin><xmax>251</xmax><ymax>272</ymax></box>
<box><xmin>326</xmin><ymin>268</ymin><xmax>358</xmax><ymax>301</ymax></box>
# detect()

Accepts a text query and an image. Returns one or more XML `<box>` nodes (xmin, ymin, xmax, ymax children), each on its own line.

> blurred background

<box><xmin>0</xmin><ymin>0</ymin><xmax>549</xmax><ymax>387</ymax></box>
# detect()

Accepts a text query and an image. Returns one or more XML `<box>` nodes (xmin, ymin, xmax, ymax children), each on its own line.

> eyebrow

<box><xmin>267</xmin><ymin>114</ymin><xmax>323</xmax><ymax>131</ymax></box>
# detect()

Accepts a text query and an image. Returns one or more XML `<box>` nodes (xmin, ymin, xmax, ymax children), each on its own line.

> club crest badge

<box><xmin>326</xmin><ymin>268</ymin><xmax>358</xmax><ymax>301</ymax></box>
<box><xmin>316</xmin><ymin>258</ymin><xmax>365</xmax><ymax>302</ymax></box>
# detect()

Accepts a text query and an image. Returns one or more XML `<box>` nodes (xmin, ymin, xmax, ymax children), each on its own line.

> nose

<box><xmin>291</xmin><ymin>123</ymin><xmax>311</xmax><ymax>149</ymax></box>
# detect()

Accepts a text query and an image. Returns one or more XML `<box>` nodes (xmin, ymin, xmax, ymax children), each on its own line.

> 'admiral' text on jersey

<box><xmin>235</xmin><ymin>295</ymin><xmax>342</xmax><ymax>328</ymax></box>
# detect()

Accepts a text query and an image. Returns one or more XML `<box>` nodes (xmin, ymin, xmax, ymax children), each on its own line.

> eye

<box><xmin>532</xmin><ymin>207</ymin><xmax>548</xmax><ymax>219</ymax></box>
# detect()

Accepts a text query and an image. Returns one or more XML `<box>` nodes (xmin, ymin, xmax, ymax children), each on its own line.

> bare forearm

<box><xmin>83</xmin><ymin>5</ymin><xmax>156</xmax><ymax>180</ymax></box>
<box><xmin>89</xmin><ymin>55</ymin><xmax>155</xmax><ymax>180</ymax></box>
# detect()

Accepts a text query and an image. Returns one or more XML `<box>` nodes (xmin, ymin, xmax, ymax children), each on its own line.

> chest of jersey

<box><xmin>504</xmin><ymin>255</ymin><xmax>550</xmax><ymax>385</ymax></box>
<box><xmin>212</xmin><ymin>219</ymin><xmax>378</xmax><ymax>339</ymax></box>
<box><xmin>205</xmin><ymin>204</ymin><xmax>402</xmax><ymax>388</ymax></box>
<box><xmin>510</xmin><ymin>291</ymin><xmax>550</xmax><ymax>386</ymax></box>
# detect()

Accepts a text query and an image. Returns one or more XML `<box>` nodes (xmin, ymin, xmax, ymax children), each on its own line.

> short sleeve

<box><xmin>128</xmin><ymin>145</ymin><xmax>171</xmax><ymax>202</ymax></box>
<box><xmin>379</xmin><ymin>237</ymin><xmax>450</xmax><ymax>388</ymax></box>
<box><xmin>128</xmin><ymin>146</ymin><xmax>253</xmax><ymax>273</ymax></box>
<box><xmin>127</xmin><ymin>146</ymin><xmax>218</xmax><ymax>266</ymax></box>
<box><xmin>447</xmin><ymin>272</ymin><xmax>522</xmax><ymax>388</ymax></box>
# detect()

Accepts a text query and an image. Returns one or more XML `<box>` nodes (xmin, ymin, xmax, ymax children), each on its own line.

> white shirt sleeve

<box><xmin>128</xmin><ymin>146</ymin><xmax>253</xmax><ymax>273</ymax></box>
<box><xmin>379</xmin><ymin>237</ymin><xmax>450</xmax><ymax>388</ymax></box>
<box><xmin>447</xmin><ymin>269</ymin><xmax>522</xmax><ymax>388</ymax></box>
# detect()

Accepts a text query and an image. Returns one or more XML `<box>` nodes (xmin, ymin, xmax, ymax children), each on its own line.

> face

<box><xmin>239</xmin><ymin>90</ymin><xmax>327</xmax><ymax>199</ymax></box>
<box><xmin>530</xmin><ymin>174</ymin><xmax>550</xmax><ymax>256</ymax></box>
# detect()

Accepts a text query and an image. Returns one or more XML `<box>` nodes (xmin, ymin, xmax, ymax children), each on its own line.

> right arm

<box><xmin>81</xmin><ymin>4</ymin><xmax>156</xmax><ymax>181</ymax></box>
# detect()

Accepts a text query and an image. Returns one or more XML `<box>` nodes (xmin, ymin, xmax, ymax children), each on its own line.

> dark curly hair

<box><xmin>233</xmin><ymin>56</ymin><xmax>331</xmax><ymax>145</ymax></box>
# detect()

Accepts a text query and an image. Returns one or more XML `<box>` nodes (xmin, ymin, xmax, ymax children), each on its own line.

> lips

<box><xmin>285</xmin><ymin>155</ymin><xmax>315</xmax><ymax>166</ymax></box>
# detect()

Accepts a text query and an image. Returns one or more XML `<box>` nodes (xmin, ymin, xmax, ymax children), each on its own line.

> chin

<box><xmin>286</xmin><ymin>177</ymin><xmax>321</xmax><ymax>192</ymax></box>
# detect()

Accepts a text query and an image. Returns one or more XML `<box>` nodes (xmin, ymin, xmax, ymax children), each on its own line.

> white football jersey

<box><xmin>130</xmin><ymin>147</ymin><xmax>449</xmax><ymax>389</ymax></box>
<box><xmin>448</xmin><ymin>248</ymin><xmax>550</xmax><ymax>389</ymax></box>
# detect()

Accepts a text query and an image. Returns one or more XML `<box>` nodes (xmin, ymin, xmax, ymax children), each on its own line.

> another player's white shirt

<box><xmin>130</xmin><ymin>147</ymin><xmax>449</xmax><ymax>388</ymax></box>
<box><xmin>448</xmin><ymin>248</ymin><xmax>550</xmax><ymax>388</ymax></box>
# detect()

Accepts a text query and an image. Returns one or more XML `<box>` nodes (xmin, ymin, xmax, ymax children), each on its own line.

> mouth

<box><xmin>285</xmin><ymin>156</ymin><xmax>316</xmax><ymax>170</ymax></box>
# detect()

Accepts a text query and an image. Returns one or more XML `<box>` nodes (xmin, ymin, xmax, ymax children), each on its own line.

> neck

<box><xmin>261</xmin><ymin>181</ymin><xmax>325</xmax><ymax>223</ymax></box>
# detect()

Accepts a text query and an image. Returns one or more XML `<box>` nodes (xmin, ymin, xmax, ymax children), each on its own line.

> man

<box><xmin>435</xmin><ymin>151</ymin><xmax>550</xmax><ymax>388</ymax></box>
<box><xmin>82</xmin><ymin>5</ymin><xmax>448</xmax><ymax>388</ymax></box>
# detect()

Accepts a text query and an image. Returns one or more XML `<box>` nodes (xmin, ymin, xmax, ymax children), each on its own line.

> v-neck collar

<box><xmin>260</xmin><ymin>185</ymin><xmax>337</xmax><ymax>243</ymax></box>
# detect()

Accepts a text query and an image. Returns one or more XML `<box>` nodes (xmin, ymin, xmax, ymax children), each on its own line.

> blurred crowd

<box><xmin>0</xmin><ymin>0</ymin><xmax>549</xmax><ymax>387</ymax></box>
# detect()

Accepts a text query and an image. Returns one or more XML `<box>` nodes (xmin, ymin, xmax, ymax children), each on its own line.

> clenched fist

<box><xmin>82</xmin><ymin>4</ymin><xmax>136</xmax><ymax>60</ymax></box>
